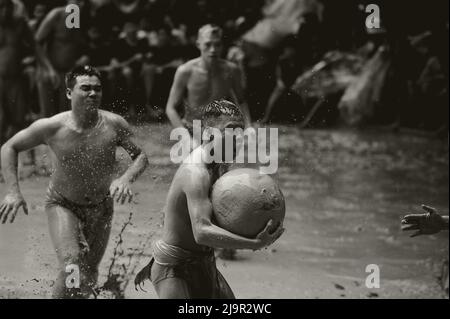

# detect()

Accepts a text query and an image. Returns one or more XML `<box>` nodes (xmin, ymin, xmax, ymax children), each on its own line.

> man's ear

<box><xmin>66</xmin><ymin>88</ymin><xmax>72</xmax><ymax>100</ymax></box>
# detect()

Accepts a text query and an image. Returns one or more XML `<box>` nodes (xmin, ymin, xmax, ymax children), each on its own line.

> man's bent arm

<box><xmin>34</xmin><ymin>8</ymin><xmax>58</xmax><ymax>70</ymax></box>
<box><xmin>1</xmin><ymin>119</ymin><xmax>54</xmax><ymax>193</ymax></box>
<box><xmin>116</xmin><ymin>117</ymin><xmax>149</xmax><ymax>183</ymax></box>
<box><xmin>166</xmin><ymin>65</ymin><xmax>189</xmax><ymax>128</ymax></box>
<box><xmin>185</xmin><ymin>172</ymin><xmax>260</xmax><ymax>250</ymax></box>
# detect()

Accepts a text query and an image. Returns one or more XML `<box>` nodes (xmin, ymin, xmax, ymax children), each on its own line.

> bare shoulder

<box><xmin>40</xmin><ymin>112</ymin><xmax>68</xmax><ymax>128</ymax></box>
<box><xmin>177</xmin><ymin>59</ymin><xmax>197</xmax><ymax>75</ymax></box>
<box><xmin>24</xmin><ymin>112</ymin><xmax>66</xmax><ymax>138</ymax></box>
<box><xmin>100</xmin><ymin>110</ymin><xmax>129</xmax><ymax>129</ymax></box>
<box><xmin>178</xmin><ymin>164</ymin><xmax>211</xmax><ymax>196</ymax></box>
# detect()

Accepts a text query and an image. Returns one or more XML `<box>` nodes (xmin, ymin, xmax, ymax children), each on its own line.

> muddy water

<box><xmin>0</xmin><ymin>124</ymin><xmax>448</xmax><ymax>298</ymax></box>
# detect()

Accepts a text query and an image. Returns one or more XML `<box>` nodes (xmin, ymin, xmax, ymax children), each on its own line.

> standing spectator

<box><xmin>35</xmin><ymin>0</ymin><xmax>88</xmax><ymax>117</ymax></box>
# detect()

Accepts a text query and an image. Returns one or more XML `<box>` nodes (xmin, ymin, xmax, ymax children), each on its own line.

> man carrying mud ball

<box><xmin>135</xmin><ymin>100</ymin><xmax>284</xmax><ymax>299</ymax></box>
<box><xmin>165</xmin><ymin>24</ymin><xmax>252</xmax><ymax>260</ymax></box>
<box><xmin>0</xmin><ymin>65</ymin><xmax>149</xmax><ymax>298</ymax></box>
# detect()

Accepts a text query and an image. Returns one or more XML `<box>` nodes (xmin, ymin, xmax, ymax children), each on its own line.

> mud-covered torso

<box><xmin>48</xmin><ymin>112</ymin><xmax>119</xmax><ymax>204</ymax></box>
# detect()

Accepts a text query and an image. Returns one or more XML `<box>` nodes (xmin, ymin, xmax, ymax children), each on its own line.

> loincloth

<box><xmin>134</xmin><ymin>239</ymin><xmax>234</xmax><ymax>298</ymax></box>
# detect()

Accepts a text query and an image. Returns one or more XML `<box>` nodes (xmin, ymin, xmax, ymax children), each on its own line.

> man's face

<box><xmin>67</xmin><ymin>75</ymin><xmax>102</xmax><ymax>111</ymax></box>
<box><xmin>0</xmin><ymin>0</ymin><xmax>13</xmax><ymax>22</ymax></box>
<box><xmin>197</xmin><ymin>32</ymin><xmax>223</xmax><ymax>63</ymax></box>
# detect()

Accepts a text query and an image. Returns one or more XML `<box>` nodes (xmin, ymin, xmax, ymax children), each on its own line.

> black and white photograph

<box><xmin>0</xmin><ymin>0</ymin><xmax>448</xmax><ymax>303</ymax></box>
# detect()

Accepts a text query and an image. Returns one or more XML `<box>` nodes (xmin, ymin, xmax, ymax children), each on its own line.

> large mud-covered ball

<box><xmin>211</xmin><ymin>168</ymin><xmax>285</xmax><ymax>238</ymax></box>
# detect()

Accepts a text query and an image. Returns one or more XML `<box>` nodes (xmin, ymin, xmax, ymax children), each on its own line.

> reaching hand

<box><xmin>0</xmin><ymin>192</ymin><xmax>29</xmax><ymax>224</ymax></box>
<box><xmin>254</xmin><ymin>219</ymin><xmax>285</xmax><ymax>249</ymax></box>
<box><xmin>401</xmin><ymin>204</ymin><xmax>446</xmax><ymax>237</ymax></box>
<box><xmin>110</xmin><ymin>179</ymin><xmax>133</xmax><ymax>205</ymax></box>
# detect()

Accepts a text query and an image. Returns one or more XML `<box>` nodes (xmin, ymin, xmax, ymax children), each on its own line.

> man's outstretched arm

<box><xmin>185</xmin><ymin>170</ymin><xmax>284</xmax><ymax>250</ymax></box>
<box><xmin>0</xmin><ymin>119</ymin><xmax>55</xmax><ymax>223</ymax></box>
<box><xmin>111</xmin><ymin>117</ymin><xmax>149</xmax><ymax>204</ymax></box>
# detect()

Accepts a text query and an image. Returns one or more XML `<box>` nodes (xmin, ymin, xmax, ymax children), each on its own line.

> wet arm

<box><xmin>185</xmin><ymin>174</ymin><xmax>260</xmax><ymax>250</ymax></box>
<box><xmin>116</xmin><ymin>118</ymin><xmax>149</xmax><ymax>183</ymax></box>
<box><xmin>1</xmin><ymin>119</ymin><xmax>52</xmax><ymax>194</ymax></box>
<box><xmin>34</xmin><ymin>9</ymin><xmax>58</xmax><ymax>69</ymax></box>
<box><xmin>166</xmin><ymin>65</ymin><xmax>189</xmax><ymax>128</ymax></box>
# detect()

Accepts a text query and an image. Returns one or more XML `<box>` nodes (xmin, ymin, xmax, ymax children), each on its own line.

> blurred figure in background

<box><xmin>28</xmin><ymin>1</ymin><xmax>48</xmax><ymax>32</ymax></box>
<box><xmin>109</xmin><ymin>20</ymin><xmax>152</xmax><ymax>120</ymax></box>
<box><xmin>165</xmin><ymin>24</ymin><xmax>251</xmax><ymax>138</ymax></box>
<box><xmin>0</xmin><ymin>0</ymin><xmax>48</xmax><ymax>144</ymax></box>
<box><xmin>261</xmin><ymin>38</ymin><xmax>304</xmax><ymax>124</ymax></box>
<box><xmin>144</xmin><ymin>25</ymin><xmax>185</xmax><ymax>119</ymax></box>
<box><xmin>35</xmin><ymin>0</ymin><xmax>88</xmax><ymax>117</ymax></box>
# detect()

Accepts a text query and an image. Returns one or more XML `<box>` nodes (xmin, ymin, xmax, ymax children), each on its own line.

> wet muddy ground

<box><xmin>0</xmin><ymin>124</ymin><xmax>448</xmax><ymax>298</ymax></box>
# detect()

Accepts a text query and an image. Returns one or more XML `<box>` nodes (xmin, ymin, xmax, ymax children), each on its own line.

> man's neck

<box><xmin>71</xmin><ymin>108</ymin><xmax>100</xmax><ymax>130</ymax></box>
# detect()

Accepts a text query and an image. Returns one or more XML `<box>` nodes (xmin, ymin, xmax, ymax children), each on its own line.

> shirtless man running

<box><xmin>165</xmin><ymin>24</ymin><xmax>251</xmax><ymax>135</ymax></box>
<box><xmin>0</xmin><ymin>65</ymin><xmax>149</xmax><ymax>298</ymax></box>
<box><xmin>135</xmin><ymin>100</ymin><xmax>283</xmax><ymax>299</ymax></box>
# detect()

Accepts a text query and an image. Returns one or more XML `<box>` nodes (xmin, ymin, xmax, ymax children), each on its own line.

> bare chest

<box><xmin>187</xmin><ymin>68</ymin><xmax>234</xmax><ymax>105</ymax></box>
<box><xmin>50</xmin><ymin>127</ymin><xmax>118</xmax><ymax>168</ymax></box>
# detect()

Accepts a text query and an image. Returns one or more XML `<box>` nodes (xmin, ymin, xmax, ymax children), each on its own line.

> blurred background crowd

<box><xmin>1</xmin><ymin>0</ymin><xmax>448</xmax><ymax>136</ymax></box>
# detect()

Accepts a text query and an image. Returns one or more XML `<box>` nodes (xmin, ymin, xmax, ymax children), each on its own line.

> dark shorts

<box><xmin>135</xmin><ymin>240</ymin><xmax>235</xmax><ymax>299</ymax></box>
<box><xmin>44</xmin><ymin>184</ymin><xmax>113</xmax><ymax>252</ymax></box>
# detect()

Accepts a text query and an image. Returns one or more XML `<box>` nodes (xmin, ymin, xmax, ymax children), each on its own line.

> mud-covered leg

<box><xmin>46</xmin><ymin>205</ymin><xmax>92</xmax><ymax>299</ymax></box>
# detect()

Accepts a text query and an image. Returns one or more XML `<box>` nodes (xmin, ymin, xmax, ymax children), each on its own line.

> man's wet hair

<box><xmin>201</xmin><ymin>99</ymin><xmax>244</xmax><ymax>122</ymax></box>
<box><xmin>65</xmin><ymin>65</ymin><xmax>101</xmax><ymax>89</ymax></box>
<box><xmin>197</xmin><ymin>24</ymin><xmax>223</xmax><ymax>40</ymax></box>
